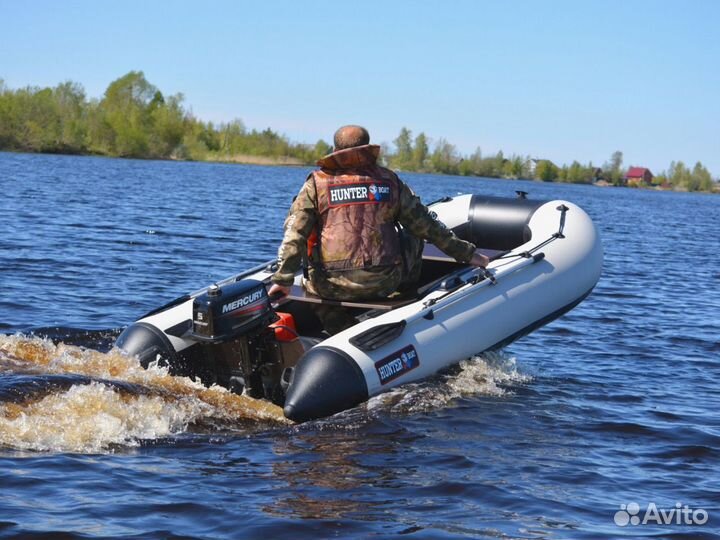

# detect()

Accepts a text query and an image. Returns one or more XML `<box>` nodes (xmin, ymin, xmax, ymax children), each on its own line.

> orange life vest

<box><xmin>309</xmin><ymin>145</ymin><xmax>402</xmax><ymax>272</ymax></box>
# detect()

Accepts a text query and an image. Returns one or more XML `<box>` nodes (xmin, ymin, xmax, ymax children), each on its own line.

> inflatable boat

<box><xmin>116</xmin><ymin>193</ymin><xmax>603</xmax><ymax>422</ymax></box>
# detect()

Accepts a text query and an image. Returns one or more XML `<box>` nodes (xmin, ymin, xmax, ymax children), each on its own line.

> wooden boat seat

<box><xmin>283</xmin><ymin>285</ymin><xmax>417</xmax><ymax>311</ymax></box>
<box><xmin>279</xmin><ymin>245</ymin><xmax>506</xmax><ymax>311</ymax></box>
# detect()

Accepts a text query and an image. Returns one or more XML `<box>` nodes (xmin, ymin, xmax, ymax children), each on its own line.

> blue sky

<box><xmin>2</xmin><ymin>0</ymin><xmax>718</xmax><ymax>175</ymax></box>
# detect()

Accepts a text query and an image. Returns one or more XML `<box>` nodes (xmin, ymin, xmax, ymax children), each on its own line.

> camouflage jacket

<box><xmin>271</xmin><ymin>145</ymin><xmax>475</xmax><ymax>299</ymax></box>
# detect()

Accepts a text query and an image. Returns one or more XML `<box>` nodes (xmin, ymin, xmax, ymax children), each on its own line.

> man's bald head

<box><xmin>333</xmin><ymin>125</ymin><xmax>370</xmax><ymax>150</ymax></box>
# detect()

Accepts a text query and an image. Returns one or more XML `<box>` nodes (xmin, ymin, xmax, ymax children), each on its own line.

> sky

<box><xmin>1</xmin><ymin>0</ymin><xmax>718</xmax><ymax>175</ymax></box>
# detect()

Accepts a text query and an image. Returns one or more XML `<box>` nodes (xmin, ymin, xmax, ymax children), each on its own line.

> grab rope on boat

<box><xmin>495</xmin><ymin>203</ymin><xmax>570</xmax><ymax>262</ymax></box>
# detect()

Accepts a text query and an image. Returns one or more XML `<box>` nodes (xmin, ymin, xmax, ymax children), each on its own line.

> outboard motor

<box><xmin>117</xmin><ymin>279</ymin><xmax>294</xmax><ymax>403</ymax></box>
<box><xmin>189</xmin><ymin>279</ymin><xmax>278</xmax><ymax>398</ymax></box>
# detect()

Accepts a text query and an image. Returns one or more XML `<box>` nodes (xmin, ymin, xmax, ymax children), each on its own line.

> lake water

<box><xmin>0</xmin><ymin>152</ymin><xmax>718</xmax><ymax>539</ymax></box>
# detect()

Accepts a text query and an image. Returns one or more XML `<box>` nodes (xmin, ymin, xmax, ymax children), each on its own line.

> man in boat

<box><xmin>268</xmin><ymin>125</ymin><xmax>488</xmax><ymax>333</ymax></box>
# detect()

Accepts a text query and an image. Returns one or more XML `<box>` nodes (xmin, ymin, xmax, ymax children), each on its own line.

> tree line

<box><xmin>0</xmin><ymin>71</ymin><xmax>331</xmax><ymax>163</ymax></box>
<box><xmin>0</xmin><ymin>72</ymin><xmax>716</xmax><ymax>192</ymax></box>
<box><xmin>383</xmin><ymin>129</ymin><xmax>717</xmax><ymax>192</ymax></box>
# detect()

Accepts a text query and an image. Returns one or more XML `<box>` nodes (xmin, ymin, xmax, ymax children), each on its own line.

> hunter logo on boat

<box><xmin>328</xmin><ymin>182</ymin><xmax>391</xmax><ymax>207</ymax></box>
<box><xmin>375</xmin><ymin>345</ymin><xmax>420</xmax><ymax>385</ymax></box>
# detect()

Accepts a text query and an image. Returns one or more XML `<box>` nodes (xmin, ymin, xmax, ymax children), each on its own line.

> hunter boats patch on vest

<box><xmin>328</xmin><ymin>182</ymin><xmax>392</xmax><ymax>206</ymax></box>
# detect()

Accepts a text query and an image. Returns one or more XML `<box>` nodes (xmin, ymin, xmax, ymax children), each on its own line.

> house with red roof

<box><xmin>625</xmin><ymin>167</ymin><xmax>654</xmax><ymax>187</ymax></box>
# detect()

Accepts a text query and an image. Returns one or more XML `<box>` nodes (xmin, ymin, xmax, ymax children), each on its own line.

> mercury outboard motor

<box><xmin>189</xmin><ymin>279</ymin><xmax>279</xmax><ymax>397</ymax></box>
<box><xmin>117</xmin><ymin>279</ymin><xmax>288</xmax><ymax>401</ymax></box>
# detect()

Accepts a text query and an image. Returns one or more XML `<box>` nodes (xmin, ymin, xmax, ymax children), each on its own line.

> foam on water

<box><xmin>0</xmin><ymin>335</ymin><xmax>288</xmax><ymax>453</ymax></box>
<box><xmin>0</xmin><ymin>383</ymin><xmax>205</xmax><ymax>453</ymax></box>
<box><xmin>0</xmin><ymin>334</ymin><xmax>529</xmax><ymax>451</ymax></box>
<box><xmin>367</xmin><ymin>350</ymin><xmax>530</xmax><ymax>415</ymax></box>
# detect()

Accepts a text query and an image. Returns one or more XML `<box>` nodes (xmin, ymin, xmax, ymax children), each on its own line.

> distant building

<box><xmin>625</xmin><ymin>167</ymin><xmax>654</xmax><ymax>187</ymax></box>
<box><xmin>527</xmin><ymin>158</ymin><xmax>557</xmax><ymax>177</ymax></box>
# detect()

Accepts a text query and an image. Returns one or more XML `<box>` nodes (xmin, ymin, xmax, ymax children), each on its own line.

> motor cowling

<box><xmin>190</xmin><ymin>279</ymin><xmax>275</xmax><ymax>342</ymax></box>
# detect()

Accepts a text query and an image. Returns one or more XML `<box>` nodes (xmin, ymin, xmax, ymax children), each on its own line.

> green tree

<box><xmin>98</xmin><ymin>71</ymin><xmax>158</xmax><ymax>156</ymax></box>
<box><xmin>148</xmin><ymin>93</ymin><xmax>186</xmax><ymax>157</ymax></box>
<box><xmin>565</xmin><ymin>161</ymin><xmax>584</xmax><ymax>184</ymax></box>
<box><xmin>503</xmin><ymin>154</ymin><xmax>528</xmax><ymax>179</ymax></box>
<box><xmin>199</xmin><ymin>121</ymin><xmax>222</xmax><ymax>153</ymax></box>
<box><xmin>219</xmin><ymin>119</ymin><xmax>246</xmax><ymax>153</ymax></box>
<box><xmin>668</xmin><ymin>161</ymin><xmax>690</xmax><ymax>189</ymax></box>
<box><xmin>604</xmin><ymin>150</ymin><xmax>624</xmax><ymax>185</ymax></box>
<box><xmin>52</xmin><ymin>81</ymin><xmax>88</xmax><ymax>152</ymax></box>
<box><xmin>535</xmin><ymin>160</ymin><xmax>559</xmax><ymax>182</ymax></box>
<box><xmin>691</xmin><ymin>162</ymin><xmax>713</xmax><ymax>192</ymax></box>
<box><xmin>21</xmin><ymin>87</ymin><xmax>62</xmax><ymax>152</ymax></box>
<box><xmin>0</xmin><ymin>79</ymin><xmax>11</xmax><ymax>148</ymax></box>
<box><xmin>473</xmin><ymin>150</ymin><xmax>504</xmax><ymax>178</ymax></box>
<box><xmin>391</xmin><ymin>127</ymin><xmax>413</xmax><ymax>170</ymax></box>
<box><xmin>180</xmin><ymin>116</ymin><xmax>211</xmax><ymax>159</ymax></box>
<box><xmin>557</xmin><ymin>164</ymin><xmax>568</xmax><ymax>182</ymax></box>
<box><xmin>412</xmin><ymin>132</ymin><xmax>428</xmax><ymax>171</ymax></box>
<box><xmin>429</xmin><ymin>138</ymin><xmax>459</xmax><ymax>174</ymax></box>
<box><xmin>313</xmin><ymin>139</ymin><xmax>332</xmax><ymax>159</ymax></box>
<box><xmin>457</xmin><ymin>147</ymin><xmax>481</xmax><ymax>176</ymax></box>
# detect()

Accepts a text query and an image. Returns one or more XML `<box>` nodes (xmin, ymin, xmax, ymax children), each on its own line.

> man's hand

<box><xmin>267</xmin><ymin>283</ymin><xmax>291</xmax><ymax>299</ymax></box>
<box><xmin>469</xmin><ymin>250</ymin><xmax>490</xmax><ymax>268</ymax></box>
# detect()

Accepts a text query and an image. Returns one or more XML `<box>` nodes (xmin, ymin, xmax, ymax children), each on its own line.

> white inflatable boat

<box><xmin>116</xmin><ymin>193</ymin><xmax>603</xmax><ymax>422</ymax></box>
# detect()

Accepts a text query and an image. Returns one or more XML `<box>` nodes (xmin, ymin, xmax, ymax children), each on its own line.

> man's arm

<box><xmin>397</xmin><ymin>181</ymin><xmax>488</xmax><ymax>266</ymax></box>
<box><xmin>270</xmin><ymin>178</ymin><xmax>318</xmax><ymax>288</ymax></box>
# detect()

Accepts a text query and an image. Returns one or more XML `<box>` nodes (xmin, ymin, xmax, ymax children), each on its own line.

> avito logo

<box><xmin>614</xmin><ymin>502</ymin><xmax>709</xmax><ymax>527</ymax></box>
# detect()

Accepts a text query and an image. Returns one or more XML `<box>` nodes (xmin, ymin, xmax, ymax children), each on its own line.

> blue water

<box><xmin>1</xmin><ymin>152</ymin><xmax>719</xmax><ymax>539</ymax></box>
